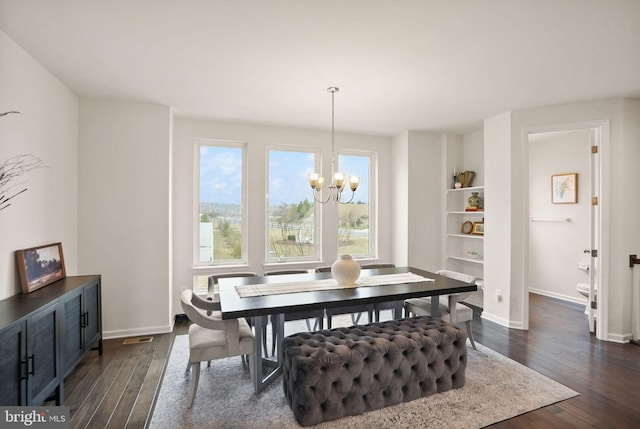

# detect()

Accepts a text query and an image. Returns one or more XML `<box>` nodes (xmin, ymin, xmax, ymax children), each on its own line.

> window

<box><xmin>338</xmin><ymin>152</ymin><xmax>375</xmax><ymax>258</ymax></box>
<box><xmin>195</xmin><ymin>141</ymin><xmax>246</xmax><ymax>266</ymax></box>
<box><xmin>267</xmin><ymin>149</ymin><xmax>318</xmax><ymax>261</ymax></box>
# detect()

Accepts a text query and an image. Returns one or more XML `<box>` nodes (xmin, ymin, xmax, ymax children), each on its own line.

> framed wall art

<box><xmin>551</xmin><ymin>173</ymin><xmax>578</xmax><ymax>204</ymax></box>
<box><xmin>15</xmin><ymin>242</ymin><xmax>66</xmax><ymax>294</ymax></box>
<box><xmin>471</xmin><ymin>222</ymin><xmax>484</xmax><ymax>235</ymax></box>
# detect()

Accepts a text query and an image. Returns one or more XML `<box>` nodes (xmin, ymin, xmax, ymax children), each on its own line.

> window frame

<box><xmin>265</xmin><ymin>145</ymin><xmax>321</xmax><ymax>263</ymax></box>
<box><xmin>193</xmin><ymin>139</ymin><xmax>248</xmax><ymax>267</ymax></box>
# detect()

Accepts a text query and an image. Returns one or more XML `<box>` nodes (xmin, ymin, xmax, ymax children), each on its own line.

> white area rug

<box><xmin>150</xmin><ymin>316</ymin><xmax>578</xmax><ymax>428</ymax></box>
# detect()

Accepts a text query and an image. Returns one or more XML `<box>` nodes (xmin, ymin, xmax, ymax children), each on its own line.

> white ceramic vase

<box><xmin>331</xmin><ymin>255</ymin><xmax>361</xmax><ymax>285</ymax></box>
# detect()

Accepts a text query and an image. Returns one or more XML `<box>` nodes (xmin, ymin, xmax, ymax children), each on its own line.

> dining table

<box><xmin>218</xmin><ymin>266</ymin><xmax>477</xmax><ymax>394</ymax></box>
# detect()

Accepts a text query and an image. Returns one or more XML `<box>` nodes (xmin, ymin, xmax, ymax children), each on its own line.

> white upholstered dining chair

<box><xmin>403</xmin><ymin>270</ymin><xmax>477</xmax><ymax>350</ymax></box>
<box><xmin>207</xmin><ymin>272</ymin><xmax>270</xmax><ymax>357</ymax></box>
<box><xmin>180</xmin><ymin>289</ymin><xmax>255</xmax><ymax>408</ymax></box>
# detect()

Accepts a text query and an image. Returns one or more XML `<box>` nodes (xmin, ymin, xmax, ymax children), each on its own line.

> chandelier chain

<box><xmin>330</xmin><ymin>87</ymin><xmax>337</xmax><ymax>174</ymax></box>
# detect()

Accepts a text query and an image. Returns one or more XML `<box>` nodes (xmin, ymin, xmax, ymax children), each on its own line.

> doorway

<box><xmin>525</xmin><ymin>123</ymin><xmax>604</xmax><ymax>337</ymax></box>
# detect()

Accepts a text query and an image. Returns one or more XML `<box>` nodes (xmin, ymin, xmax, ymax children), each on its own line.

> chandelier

<box><xmin>308</xmin><ymin>87</ymin><xmax>360</xmax><ymax>204</ymax></box>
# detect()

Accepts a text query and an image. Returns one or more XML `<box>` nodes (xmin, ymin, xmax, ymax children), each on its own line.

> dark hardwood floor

<box><xmin>56</xmin><ymin>326</ymin><xmax>180</xmax><ymax>429</ymax></box>
<box><xmin>59</xmin><ymin>294</ymin><xmax>640</xmax><ymax>428</ymax></box>
<box><xmin>478</xmin><ymin>294</ymin><xmax>640</xmax><ymax>428</ymax></box>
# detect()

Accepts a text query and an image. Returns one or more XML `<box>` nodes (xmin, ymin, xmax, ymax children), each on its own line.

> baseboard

<box><xmin>480</xmin><ymin>311</ymin><xmax>525</xmax><ymax>329</ymax></box>
<box><xmin>606</xmin><ymin>332</ymin><xmax>632</xmax><ymax>343</ymax></box>
<box><xmin>103</xmin><ymin>323</ymin><xmax>174</xmax><ymax>340</ymax></box>
<box><xmin>529</xmin><ymin>288</ymin><xmax>586</xmax><ymax>305</ymax></box>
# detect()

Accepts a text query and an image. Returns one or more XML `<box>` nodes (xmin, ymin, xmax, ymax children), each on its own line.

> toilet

<box><xmin>576</xmin><ymin>263</ymin><xmax>595</xmax><ymax>316</ymax></box>
<box><xmin>576</xmin><ymin>282</ymin><xmax>590</xmax><ymax>298</ymax></box>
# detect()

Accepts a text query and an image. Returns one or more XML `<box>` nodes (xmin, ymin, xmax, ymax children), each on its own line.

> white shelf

<box><xmin>447</xmin><ymin>185</ymin><xmax>484</xmax><ymax>193</ymax></box>
<box><xmin>447</xmin><ymin>255</ymin><xmax>484</xmax><ymax>264</ymax></box>
<box><xmin>447</xmin><ymin>211</ymin><xmax>485</xmax><ymax>215</ymax></box>
<box><xmin>447</xmin><ymin>233</ymin><xmax>484</xmax><ymax>239</ymax></box>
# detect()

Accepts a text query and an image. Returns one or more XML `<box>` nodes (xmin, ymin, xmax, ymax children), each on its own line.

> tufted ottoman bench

<box><xmin>282</xmin><ymin>315</ymin><xmax>468</xmax><ymax>426</ymax></box>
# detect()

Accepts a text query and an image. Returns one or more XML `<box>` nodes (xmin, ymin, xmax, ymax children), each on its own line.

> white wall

<box><xmin>0</xmin><ymin>30</ymin><xmax>79</xmax><ymax>300</ymax></box>
<box><xmin>444</xmin><ymin>134</ymin><xmax>463</xmax><ymax>192</ymax></box>
<box><xmin>78</xmin><ymin>99</ymin><xmax>173</xmax><ymax>338</ymax></box>
<box><xmin>463</xmin><ymin>130</ymin><xmax>484</xmax><ymax>187</ymax></box>
<box><xmin>485</xmin><ymin>98</ymin><xmax>640</xmax><ymax>342</ymax></box>
<box><xmin>172</xmin><ymin>118</ymin><xmax>392</xmax><ymax>313</ymax></box>
<box><xmin>483</xmin><ymin>112</ymin><xmax>515</xmax><ymax>327</ymax></box>
<box><xmin>620</xmin><ymin>99</ymin><xmax>640</xmax><ymax>340</ymax></box>
<box><xmin>528</xmin><ymin>130</ymin><xmax>591</xmax><ymax>303</ymax></box>
<box><xmin>391</xmin><ymin>131</ymin><xmax>447</xmax><ymax>272</ymax></box>
<box><xmin>391</xmin><ymin>131</ymin><xmax>409</xmax><ymax>267</ymax></box>
<box><xmin>406</xmin><ymin>131</ymin><xmax>442</xmax><ymax>272</ymax></box>
<box><xmin>442</xmin><ymin>134</ymin><xmax>463</xmax><ymax>273</ymax></box>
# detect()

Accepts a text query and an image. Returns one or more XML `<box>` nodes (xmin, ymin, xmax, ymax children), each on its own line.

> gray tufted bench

<box><xmin>282</xmin><ymin>315</ymin><xmax>468</xmax><ymax>426</ymax></box>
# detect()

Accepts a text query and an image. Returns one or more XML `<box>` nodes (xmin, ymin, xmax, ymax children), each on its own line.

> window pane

<box><xmin>338</xmin><ymin>154</ymin><xmax>371</xmax><ymax>256</ymax></box>
<box><xmin>199</xmin><ymin>145</ymin><xmax>244</xmax><ymax>263</ymax></box>
<box><xmin>268</xmin><ymin>150</ymin><xmax>316</xmax><ymax>260</ymax></box>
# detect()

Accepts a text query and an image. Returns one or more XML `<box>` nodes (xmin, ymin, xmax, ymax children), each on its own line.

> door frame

<box><xmin>522</xmin><ymin>120</ymin><xmax>609</xmax><ymax>340</ymax></box>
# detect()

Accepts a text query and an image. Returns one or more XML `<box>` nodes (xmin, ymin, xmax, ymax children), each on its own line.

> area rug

<box><xmin>149</xmin><ymin>317</ymin><xmax>578</xmax><ymax>429</ymax></box>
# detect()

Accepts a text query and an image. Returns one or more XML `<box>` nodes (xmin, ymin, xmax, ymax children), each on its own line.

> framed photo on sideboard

<box><xmin>15</xmin><ymin>242</ymin><xmax>66</xmax><ymax>294</ymax></box>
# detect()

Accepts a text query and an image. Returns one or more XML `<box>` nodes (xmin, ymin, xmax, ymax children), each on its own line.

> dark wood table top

<box><xmin>218</xmin><ymin>266</ymin><xmax>476</xmax><ymax>320</ymax></box>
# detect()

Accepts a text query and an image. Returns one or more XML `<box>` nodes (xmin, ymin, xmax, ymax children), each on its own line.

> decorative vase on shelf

<box><xmin>467</xmin><ymin>192</ymin><xmax>481</xmax><ymax>209</ymax></box>
<box><xmin>331</xmin><ymin>255</ymin><xmax>361</xmax><ymax>285</ymax></box>
<box><xmin>456</xmin><ymin>170</ymin><xmax>475</xmax><ymax>188</ymax></box>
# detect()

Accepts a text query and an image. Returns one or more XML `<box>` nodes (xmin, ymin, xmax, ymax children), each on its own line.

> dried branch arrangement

<box><xmin>1</xmin><ymin>111</ymin><xmax>46</xmax><ymax>211</ymax></box>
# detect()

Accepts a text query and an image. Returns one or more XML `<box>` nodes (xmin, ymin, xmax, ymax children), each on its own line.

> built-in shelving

<box><xmin>444</xmin><ymin>185</ymin><xmax>485</xmax><ymax>271</ymax></box>
<box><xmin>442</xmin><ymin>136</ymin><xmax>485</xmax><ymax>308</ymax></box>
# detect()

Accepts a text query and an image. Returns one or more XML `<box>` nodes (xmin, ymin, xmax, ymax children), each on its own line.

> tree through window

<box><xmin>338</xmin><ymin>153</ymin><xmax>374</xmax><ymax>257</ymax></box>
<box><xmin>267</xmin><ymin>149</ymin><xmax>317</xmax><ymax>260</ymax></box>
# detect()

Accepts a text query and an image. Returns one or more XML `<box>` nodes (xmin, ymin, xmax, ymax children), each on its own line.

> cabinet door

<box><xmin>83</xmin><ymin>280</ymin><xmax>101</xmax><ymax>348</ymax></box>
<box><xmin>61</xmin><ymin>288</ymin><xmax>84</xmax><ymax>376</ymax></box>
<box><xmin>26</xmin><ymin>302</ymin><xmax>60</xmax><ymax>405</ymax></box>
<box><xmin>0</xmin><ymin>323</ymin><xmax>27</xmax><ymax>405</ymax></box>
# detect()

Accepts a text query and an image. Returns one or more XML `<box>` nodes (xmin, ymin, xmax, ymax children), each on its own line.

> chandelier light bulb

<box><xmin>349</xmin><ymin>175</ymin><xmax>360</xmax><ymax>192</ymax></box>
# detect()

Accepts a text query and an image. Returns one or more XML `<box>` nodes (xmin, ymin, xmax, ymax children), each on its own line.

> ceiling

<box><xmin>1</xmin><ymin>0</ymin><xmax>639</xmax><ymax>136</ymax></box>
